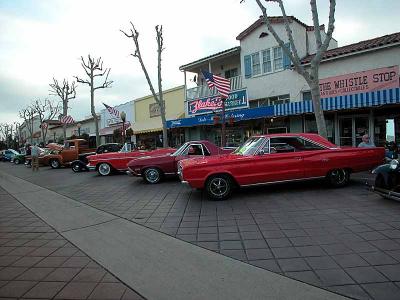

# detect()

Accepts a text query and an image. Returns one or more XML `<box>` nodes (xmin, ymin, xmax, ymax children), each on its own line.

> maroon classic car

<box><xmin>127</xmin><ymin>141</ymin><xmax>234</xmax><ymax>184</ymax></box>
<box><xmin>178</xmin><ymin>133</ymin><xmax>385</xmax><ymax>200</ymax></box>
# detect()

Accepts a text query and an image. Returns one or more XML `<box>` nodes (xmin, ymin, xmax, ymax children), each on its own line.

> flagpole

<box><xmin>221</xmin><ymin>97</ymin><xmax>226</xmax><ymax>148</ymax></box>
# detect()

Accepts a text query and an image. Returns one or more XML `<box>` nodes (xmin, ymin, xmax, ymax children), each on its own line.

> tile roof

<box><xmin>301</xmin><ymin>31</ymin><xmax>400</xmax><ymax>64</ymax></box>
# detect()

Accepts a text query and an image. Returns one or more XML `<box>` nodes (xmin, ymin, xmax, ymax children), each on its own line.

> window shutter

<box><xmin>244</xmin><ymin>55</ymin><xmax>252</xmax><ymax>78</ymax></box>
<box><xmin>283</xmin><ymin>43</ymin><xmax>291</xmax><ymax>69</ymax></box>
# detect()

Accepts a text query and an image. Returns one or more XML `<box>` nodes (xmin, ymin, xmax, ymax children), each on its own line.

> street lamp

<box><xmin>77</xmin><ymin>123</ymin><xmax>82</xmax><ymax>137</ymax></box>
<box><xmin>120</xmin><ymin>111</ymin><xmax>126</xmax><ymax>143</ymax></box>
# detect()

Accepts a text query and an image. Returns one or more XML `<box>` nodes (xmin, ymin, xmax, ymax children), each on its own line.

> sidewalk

<box><xmin>0</xmin><ymin>186</ymin><xmax>144</xmax><ymax>299</ymax></box>
<box><xmin>0</xmin><ymin>170</ymin><xmax>348</xmax><ymax>300</ymax></box>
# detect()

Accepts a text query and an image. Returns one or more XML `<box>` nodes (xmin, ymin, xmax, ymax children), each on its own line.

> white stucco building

<box><xmin>168</xmin><ymin>16</ymin><xmax>400</xmax><ymax>147</ymax></box>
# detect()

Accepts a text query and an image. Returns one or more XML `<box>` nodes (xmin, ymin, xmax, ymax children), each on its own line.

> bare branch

<box><xmin>310</xmin><ymin>0</ymin><xmax>322</xmax><ymax>49</ymax></box>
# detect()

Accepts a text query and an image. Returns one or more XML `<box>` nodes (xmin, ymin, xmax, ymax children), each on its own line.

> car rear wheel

<box><xmin>50</xmin><ymin>159</ymin><xmax>61</xmax><ymax>169</ymax></box>
<box><xmin>98</xmin><ymin>163</ymin><xmax>111</xmax><ymax>176</ymax></box>
<box><xmin>327</xmin><ymin>169</ymin><xmax>349</xmax><ymax>187</ymax></box>
<box><xmin>143</xmin><ymin>168</ymin><xmax>162</xmax><ymax>184</ymax></box>
<box><xmin>71</xmin><ymin>162</ymin><xmax>81</xmax><ymax>173</ymax></box>
<box><xmin>205</xmin><ymin>174</ymin><xmax>233</xmax><ymax>200</ymax></box>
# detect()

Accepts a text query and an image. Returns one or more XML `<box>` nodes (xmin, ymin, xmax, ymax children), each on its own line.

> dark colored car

<box><xmin>371</xmin><ymin>159</ymin><xmax>400</xmax><ymax>201</ymax></box>
<box><xmin>71</xmin><ymin>143</ymin><xmax>123</xmax><ymax>172</ymax></box>
<box><xmin>127</xmin><ymin>141</ymin><xmax>233</xmax><ymax>184</ymax></box>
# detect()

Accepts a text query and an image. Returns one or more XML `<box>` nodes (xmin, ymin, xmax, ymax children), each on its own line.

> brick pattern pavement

<box><xmin>2</xmin><ymin>164</ymin><xmax>400</xmax><ymax>299</ymax></box>
<box><xmin>0</xmin><ymin>185</ymin><xmax>144</xmax><ymax>300</ymax></box>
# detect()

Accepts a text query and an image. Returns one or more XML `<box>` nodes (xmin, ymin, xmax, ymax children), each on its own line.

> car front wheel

<box><xmin>143</xmin><ymin>168</ymin><xmax>162</xmax><ymax>184</ymax></box>
<box><xmin>327</xmin><ymin>169</ymin><xmax>349</xmax><ymax>187</ymax></box>
<box><xmin>205</xmin><ymin>174</ymin><xmax>233</xmax><ymax>200</ymax></box>
<box><xmin>98</xmin><ymin>163</ymin><xmax>111</xmax><ymax>176</ymax></box>
<box><xmin>50</xmin><ymin>159</ymin><xmax>61</xmax><ymax>169</ymax></box>
<box><xmin>14</xmin><ymin>159</ymin><xmax>20</xmax><ymax>165</ymax></box>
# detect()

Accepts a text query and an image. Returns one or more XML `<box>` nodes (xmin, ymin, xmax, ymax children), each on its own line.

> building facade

<box><xmin>168</xmin><ymin>16</ymin><xmax>400</xmax><ymax>147</ymax></box>
<box><xmin>133</xmin><ymin>85</ymin><xmax>185</xmax><ymax>149</ymax></box>
<box><xmin>98</xmin><ymin>101</ymin><xmax>135</xmax><ymax>145</ymax></box>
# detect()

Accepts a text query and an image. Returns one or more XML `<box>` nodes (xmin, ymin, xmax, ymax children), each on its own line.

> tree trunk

<box><xmin>90</xmin><ymin>84</ymin><xmax>99</xmax><ymax>147</ymax></box>
<box><xmin>160</xmin><ymin>103</ymin><xmax>168</xmax><ymax>148</ymax></box>
<box><xmin>63</xmin><ymin>101</ymin><xmax>67</xmax><ymax>141</ymax></box>
<box><xmin>309</xmin><ymin>68</ymin><xmax>328</xmax><ymax>139</ymax></box>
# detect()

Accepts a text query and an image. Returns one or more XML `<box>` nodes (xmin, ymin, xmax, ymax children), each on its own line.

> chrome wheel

<box><xmin>206</xmin><ymin>175</ymin><xmax>233</xmax><ymax>200</ymax></box>
<box><xmin>50</xmin><ymin>159</ymin><xmax>60</xmax><ymax>169</ymax></box>
<box><xmin>98</xmin><ymin>163</ymin><xmax>111</xmax><ymax>176</ymax></box>
<box><xmin>144</xmin><ymin>168</ymin><xmax>161</xmax><ymax>184</ymax></box>
<box><xmin>328</xmin><ymin>169</ymin><xmax>349</xmax><ymax>187</ymax></box>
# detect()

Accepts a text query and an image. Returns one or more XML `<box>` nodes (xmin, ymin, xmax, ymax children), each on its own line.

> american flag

<box><xmin>103</xmin><ymin>103</ymin><xmax>120</xmax><ymax>118</ymax></box>
<box><xmin>41</xmin><ymin>122</ymin><xmax>48</xmax><ymax>129</ymax></box>
<box><xmin>201</xmin><ymin>70</ymin><xmax>231</xmax><ymax>99</ymax></box>
<box><xmin>60</xmin><ymin>115</ymin><xmax>74</xmax><ymax>124</ymax></box>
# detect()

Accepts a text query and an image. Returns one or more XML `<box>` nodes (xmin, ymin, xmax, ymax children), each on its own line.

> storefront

<box><xmin>133</xmin><ymin>86</ymin><xmax>185</xmax><ymax>149</ymax></box>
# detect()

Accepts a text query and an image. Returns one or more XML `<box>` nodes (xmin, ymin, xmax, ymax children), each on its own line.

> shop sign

<box><xmin>149</xmin><ymin>103</ymin><xmax>161</xmax><ymax>118</ymax></box>
<box><xmin>319</xmin><ymin>66</ymin><xmax>399</xmax><ymax>98</ymax></box>
<box><xmin>187</xmin><ymin>89</ymin><xmax>248</xmax><ymax>116</ymax></box>
<box><xmin>168</xmin><ymin>105</ymin><xmax>273</xmax><ymax>128</ymax></box>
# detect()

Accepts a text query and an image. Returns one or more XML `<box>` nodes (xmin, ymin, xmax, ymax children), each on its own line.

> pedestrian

<box><xmin>358</xmin><ymin>134</ymin><xmax>375</xmax><ymax>148</ymax></box>
<box><xmin>31</xmin><ymin>143</ymin><xmax>40</xmax><ymax>171</ymax></box>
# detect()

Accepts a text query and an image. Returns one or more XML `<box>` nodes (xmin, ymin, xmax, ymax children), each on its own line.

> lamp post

<box><xmin>77</xmin><ymin>123</ymin><xmax>82</xmax><ymax>137</ymax></box>
<box><xmin>120</xmin><ymin>111</ymin><xmax>126</xmax><ymax>143</ymax></box>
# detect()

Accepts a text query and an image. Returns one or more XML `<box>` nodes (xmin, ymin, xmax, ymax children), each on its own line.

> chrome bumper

<box><xmin>181</xmin><ymin>181</ymin><xmax>189</xmax><ymax>185</ymax></box>
<box><xmin>372</xmin><ymin>186</ymin><xmax>400</xmax><ymax>201</ymax></box>
<box><xmin>87</xmin><ymin>165</ymin><xmax>96</xmax><ymax>171</ymax></box>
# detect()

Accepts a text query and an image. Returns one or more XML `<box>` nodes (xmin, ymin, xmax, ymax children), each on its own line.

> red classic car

<box><xmin>178</xmin><ymin>133</ymin><xmax>385</xmax><ymax>200</ymax></box>
<box><xmin>127</xmin><ymin>141</ymin><xmax>234</xmax><ymax>184</ymax></box>
<box><xmin>87</xmin><ymin>144</ymin><xmax>175</xmax><ymax>176</ymax></box>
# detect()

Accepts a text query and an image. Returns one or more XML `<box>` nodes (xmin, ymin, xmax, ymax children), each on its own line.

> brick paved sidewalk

<box><xmin>0</xmin><ymin>187</ymin><xmax>144</xmax><ymax>300</ymax></box>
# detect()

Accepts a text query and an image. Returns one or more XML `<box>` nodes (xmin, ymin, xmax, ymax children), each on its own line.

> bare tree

<box><xmin>19</xmin><ymin>106</ymin><xmax>36</xmax><ymax>144</ymax></box>
<box><xmin>248</xmin><ymin>0</ymin><xmax>336</xmax><ymax>138</ymax></box>
<box><xmin>31</xmin><ymin>99</ymin><xmax>61</xmax><ymax>144</ymax></box>
<box><xmin>49</xmin><ymin>78</ymin><xmax>76</xmax><ymax>141</ymax></box>
<box><xmin>74</xmin><ymin>55</ymin><xmax>113</xmax><ymax>146</ymax></box>
<box><xmin>121</xmin><ymin>23</ymin><xmax>168</xmax><ymax>148</ymax></box>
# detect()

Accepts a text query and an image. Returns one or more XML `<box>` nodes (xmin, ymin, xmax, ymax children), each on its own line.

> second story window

<box><xmin>251</xmin><ymin>53</ymin><xmax>261</xmax><ymax>76</ymax></box>
<box><xmin>245</xmin><ymin>43</ymin><xmax>289</xmax><ymax>79</ymax></box>
<box><xmin>273</xmin><ymin>47</ymin><xmax>283</xmax><ymax>71</ymax></box>
<box><xmin>225</xmin><ymin>68</ymin><xmax>238</xmax><ymax>79</ymax></box>
<box><xmin>262</xmin><ymin>49</ymin><xmax>272</xmax><ymax>73</ymax></box>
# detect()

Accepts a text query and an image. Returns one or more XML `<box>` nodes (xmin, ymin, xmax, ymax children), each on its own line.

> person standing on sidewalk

<box><xmin>31</xmin><ymin>143</ymin><xmax>40</xmax><ymax>171</ymax></box>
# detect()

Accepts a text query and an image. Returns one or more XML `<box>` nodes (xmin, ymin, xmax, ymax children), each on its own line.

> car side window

<box><xmin>188</xmin><ymin>144</ymin><xmax>204</xmax><ymax>156</ymax></box>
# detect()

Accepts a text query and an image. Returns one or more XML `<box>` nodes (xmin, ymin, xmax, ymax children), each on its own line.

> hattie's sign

<box><xmin>319</xmin><ymin>66</ymin><xmax>399</xmax><ymax>98</ymax></box>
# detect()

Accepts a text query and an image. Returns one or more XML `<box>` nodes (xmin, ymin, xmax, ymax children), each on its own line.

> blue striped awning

<box><xmin>274</xmin><ymin>88</ymin><xmax>400</xmax><ymax>116</ymax></box>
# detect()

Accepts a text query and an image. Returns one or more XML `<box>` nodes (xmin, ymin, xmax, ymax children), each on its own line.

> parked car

<box><xmin>44</xmin><ymin>139</ymin><xmax>97</xmax><ymax>169</ymax></box>
<box><xmin>87</xmin><ymin>143</ymin><xmax>176</xmax><ymax>176</ymax></box>
<box><xmin>127</xmin><ymin>141</ymin><xmax>233</xmax><ymax>184</ymax></box>
<box><xmin>2</xmin><ymin>149</ymin><xmax>19</xmax><ymax>162</ymax></box>
<box><xmin>13</xmin><ymin>147</ymin><xmax>29</xmax><ymax>165</ymax></box>
<box><xmin>71</xmin><ymin>143</ymin><xmax>123</xmax><ymax>172</ymax></box>
<box><xmin>370</xmin><ymin>159</ymin><xmax>400</xmax><ymax>201</ymax></box>
<box><xmin>178</xmin><ymin>133</ymin><xmax>385</xmax><ymax>200</ymax></box>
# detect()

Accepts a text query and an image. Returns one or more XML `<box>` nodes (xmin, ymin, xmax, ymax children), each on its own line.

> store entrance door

<box><xmin>339</xmin><ymin>115</ymin><xmax>369</xmax><ymax>147</ymax></box>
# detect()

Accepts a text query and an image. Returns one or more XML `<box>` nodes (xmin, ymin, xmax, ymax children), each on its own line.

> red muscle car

<box><xmin>87</xmin><ymin>144</ymin><xmax>175</xmax><ymax>176</ymax></box>
<box><xmin>127</xmin><ymin>141</ymin><xmax>234</xmax><ymax>184</ymax></box>
<box><xmin>178</xmin><ymin>133</ymin><xmax>385</xmax><ymax>200</ymax></box>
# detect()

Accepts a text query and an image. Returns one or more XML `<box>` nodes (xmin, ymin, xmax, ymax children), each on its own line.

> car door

<box><xmin>252</xmin><ymin>137</ymin><xmax>305</xmax><ymax>184</ymax></box>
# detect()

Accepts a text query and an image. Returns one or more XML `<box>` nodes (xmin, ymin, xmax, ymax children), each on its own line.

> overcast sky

<box><xmin>1</xmin><ymin>0</ymin><xmax>399</xmax><ymax>124</ymax></box>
